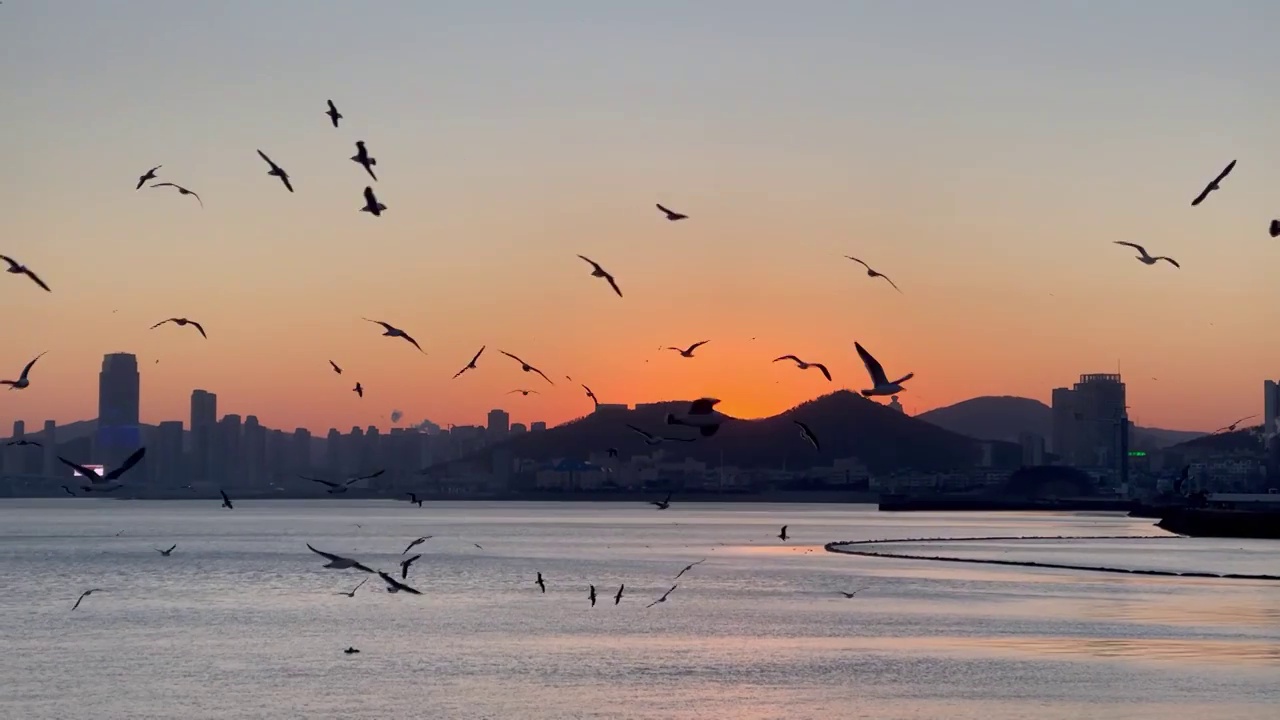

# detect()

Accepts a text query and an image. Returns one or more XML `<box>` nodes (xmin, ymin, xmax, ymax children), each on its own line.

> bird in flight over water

<box><xmin>329</xmin><ymin>360</ymin><xmax>342</xmax><ymax>374</ymax></box>
<box><xmin>378</xmin><ymin>571</ymin><xmax>423</xmax><ymax>595</ymax></box>
<box><xmin>151</xmin><ymin>317</ymin><xmax>207</xmax><ymax>338</ymax></box>
<box><xmin>359</xmin><ymin>186</ymin><xmax>386</xmax><ymax>217</ymax></box>
<box><xmin>499</xmin><ymin>351</ymin><xmax>554</xmax><ymax>385</ymax></box>
<box><xmin>136</xmin><ymin>165</ymin><xmax>161</xmax><ymax>189</ymax></box>
<box><xmin>60</xmin><ymin>447</ymin><xmax>146</xmax><ymax>493</ymax></box>
<box><xmin>350</xmin><ymin>141</ymin><xmax>378</xmax><ymax>181</ymax></box>
<box><xmin>1</xmin><ymin>254</ymin><xmax>52</xmax><ymax>292</ymax></box>
<box><xmin>650</xmin><ymin>491</ymin><xmax>673</xmax><ymax>510</ymax></box>
<box><xmin>773</xmin><ymin>355</ymin><xmax>831</xmax><ymax>381</ymax></box>
<box><xmin>306</xmin><ymin>543</ymin><xmax>375</xmax><ymax>573</ymax></box>
<box><xmin>794</xmin><ymin>420</ymin><xmax>820</xmax><ymax>451</ymax></box>
<box><xmin>628</xmin><ymin>425</ymin><xmax>695</xmax><ymax>447</ymax></box>
<box><xmin>220</xmin><ymin>489</ymin><xmax>233</xmax><ymax>510</ymax></box>
<box><xmin>576</xmin><ymin>255</ymin><xmax>623</xmax><ymax>297</ymax></box>
<box><xmin>337</xmin><ymin>578</ymin><xmax>368</xmax><ymax>597</ymax></box>
<box><xmin>839</xmin><ymin>589</ymin><xmax>864</xmax><ymax>599</ymax></box>
<box><xmin>256</xmin><ymin>150</ymin><xmax>294</xmax><ymax>192</ymax></box>
<box><xmin>353</xmin><ymin>382</ymin><xmax>363</xmax><ymax>398</ymax></box>
<box><xmin>72</xmin><ymin>589</ymin><xmax>101</xmax><ymax>611</ymax></box>
<box><xmin>453</xmin><ymin>346</ymin><xmax>485</xmax><ymax>379</ymax></box>
<box><xmin>646</xmin><ymin>585</ymin><xmax>677</xmax><ymax>608</ymax></box>
<box><xmin>656</xmin><ymin>203</ymin><xmax>687</xmax><ymax>221</ymax></box>
<box><xmin>403</xmin><ymin>536</ymin><xmax>431</xmax><ymax>554</ymax></box>
<box><xmin>666</xmin><ymin>340</ymin><xmax>709</xmax><ymax>358</ymax></box>
<box><xmin>535</xmin><ymin>572</ymin><xmax>546</xmax><ymax>593</ymax></box>
<box><xmin>855</xmin><ymin>342</ymin><xmax>914</xmax><ymax>397</ymax></box>
<box><xmin>588</xmin><ymin>584</ymin><xmax>597</xmax><ymax>607</ymax></box>
<box><xmin>303</xmin><ymin>470</ymin><xmax>385</xmax><ymax>494</ymax></box>
<box><xmin>508</xmin><ymin>389</ymin><xmax>540</xmax><ymax>396</ymax></box>
<box><xmin>614</xmin><ymin>584</ymin><xmax>625</xmax><ymax>605</ymax></box>
<box><xmin>363</xmin><ymin>318</ymin><xmax>425</xmax><ymax>353</ymax></box>
<box><xmin>400</xmin><ymin>554</ymin><xmax>421</xmax><ymax>580</ymax></box>
<box><xmin>1190</xmin><ymin>159</ymin><xmax>1235</xmax><ymax>206</ymax></box>
<box><xmin>666</xmin><ymin>398</ymin><xmax>729</xmax><ymax>438</ymax></box>
<box><xmin>1112</xmin><ymin>241</ymin><xmax>1179</xmax><ymax>268</ymax></box>
<box><xmin>1</xmin><ymin>352</ymin><xmax>46</xmax><ymax>390</ymax></box>
<box><xmin>778</xmin><ymin>525</ymin><xmax>789</xmax><ymax>541</ymax></box>
<box><xmin>325</xmin><ymin>99</ymin><xmax>342</xmax><ymax>128</ymax></box>
<box><xmin>150</xmin><ymin>182</ymin><xmax>203</xmax><ymax>207</ymax></box>
<box><xmin>673</xmin><ymin>558</ymin><xmax>706</xmax><ymax>580</ymax></box>
<box><xmin>844</xmin><ymin>256</ymin><xmax>901</xmax><ymax>292</ymax></box>
<box><xmin>404</xmin><ymin>493</ymin><xmax>424</xmax><ymax>508</ymax></box>
<box><xmin>156</xmin><ymin>544</ymin><xmax>177</xmax><ymax>556</ymax></box>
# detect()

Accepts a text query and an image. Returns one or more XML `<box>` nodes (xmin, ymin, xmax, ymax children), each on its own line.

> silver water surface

<box><xmin>1</xmin><ymin>500</ymin><xmax>1277</xmax><ymax>720</ymax></box>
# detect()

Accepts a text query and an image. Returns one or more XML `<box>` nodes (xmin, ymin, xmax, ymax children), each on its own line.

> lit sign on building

<box><xmin>71</xmin><ymin>464</ymin><xmax>105</xmax><ymax>477</ymax></box>
<box><xmin>1128</xmin><ymin>451</ymin><xmax>1146</xmax><ymax>457</ymax></box>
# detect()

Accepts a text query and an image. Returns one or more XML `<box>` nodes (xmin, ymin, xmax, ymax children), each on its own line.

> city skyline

<box><xmin>2</xmin><ymin>2</ymin><xmax>1277</xmax><ymax>434</ymax></box>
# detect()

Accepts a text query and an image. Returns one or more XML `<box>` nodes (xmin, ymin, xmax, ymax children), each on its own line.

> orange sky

<box><xmin>2</xmin><ymin>2</ymin><xmax>1277</xmax><ymax>435</ymax></box>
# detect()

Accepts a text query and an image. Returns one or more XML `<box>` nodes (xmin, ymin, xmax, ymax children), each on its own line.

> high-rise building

<box><xmin>888</xmin><ymin>395</ymin><xmax>906</xmax><ymax>414</ymax></box>
<box><xmin>510</xmin><ymin>423</ymin><xmax>527</xmax><ymax>435</ymax></box>
<box><xmin>1051</xmin><ymin>374</ymin><xmax>1127</xmax><ymax>469</ymax></box>
<box><xmin>242</xmin><ymin>415</ymin><xmax>267</xmax><ymax>487</ymax></box>
<box><xmin>190</xmin><ymin>390</ymin><xmax>217</xmax><ymax>483</ymax></box>
<box><xmin>1018</xmin><ymin>432</ymin><xmax>1046</xmax><ymax>466</ymax></box>
<box><xmin>291</xmin><ymin>428</ymin><xmax>312</xmax><ymax>472</ymax></box>
<box><xmin>97</xmin><ymin>353</ymin><xmax>142</xmax><ymax>471</ymax></box>
<box><xmin>1265</xmin><ymin>380</ymin><xmax>1280</xmax><ymax>436</ymax></box>
<box><xmin>215</xmin><ymin>414</ymin><xmax>242</xmax><ymax>486</ymax></box>
<box><xmin>325</xmin><ymin>429</ymin><xmax>341</xmax><ymax>473</ymax></box>
<box><xmin>40</xmin><ymin>420</ymin><xmax>57</xmax><ymax>476</ymax></box>
<box><xmin>530</xmin><ymin>421</ymin><xmax>547</xmax><ymax>432</ymax></box>
<box><xmin>487</xmin><ymin>409</ymin><xmax>510</xmax><ymax>438</ymax></box>
<box><xmin>152</xmin><ymin>421</ymin><xmax>185</xmax><ymax>486</ymax></box>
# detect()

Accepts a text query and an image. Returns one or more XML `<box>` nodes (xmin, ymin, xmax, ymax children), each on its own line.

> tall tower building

<box><xmin>1265</xmin><ymin>380</ymin><xmax>1279</xmax><ymax>436</ymax></box>
<box><xmin>215</xmin><ymin>414</ymin><xmax>242</xmax><ymax>487</ymax></box>
<box><xmin>487</xmin><ymin>409</ymin><xmax>510</xmax><ymax>438</ymax></box>
<box><xmin>152</xmin><ymin>421</ymin><xmax>185</xmax><ymax>486</ymax></box>
<box><xmin>97</xmin><ymin>353</ymin><xmax>142</xmax><ymax>471</ymax></box>
<box><xmin>291</xmin><ymin>428</ymin><xmax>312</xmax><ymax>472</ymax></box>
<box><xmin>242</xmin><ymin>415</ymin><xmax>267</xmax><ymax>487</ymax></box>
<box><xmin>190</xmin><ymin>390</ymin><xmax>217</xmax><ymax>483</ymax></box>
<box><xmin>41</xmin><ymin>420</ymin><xmax>57</xmax><ymax>476</ymax></box>
<box><xmin>1051</xmin><ymin>374</ymin><xmax>1126</xmax><ymax>469</ymax></box>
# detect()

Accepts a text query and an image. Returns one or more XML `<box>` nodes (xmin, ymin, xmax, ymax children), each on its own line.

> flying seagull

<box><xmin>499</xmin><ymin>351</ymin><xmax>554</xmax><ymax>385</ymax></box>
<box><xmin>325</xmin><ymin>99</ymin><xmax>342</xmax><ymax>128</ymax></box>
<box><xmin>778</xmin><ymin>525</ymin><xmax>789</xmax><ymax>541</ymax></box>
<box><xmin>1112</xmin><ymin>241</ymin><xmax>1179</xmax><ymax>268</ymax></box>
<box><xmin>151</xmin><ymin>317</ymin><xmax>207</xmax><ymax>338</ymax></box>
<box><xmin>794</xmin><ymin>420</ymin><xmax>820</xmax><ymax>451</ymax></box>
<box><xmin>329</xmin><ymin>360</ymin><xmax>342</xmax><ymax>374</ymax></box>
<box><xmin>1</xmin><ymin>255</ymin><xmax>52</xmax><ymax>292</ymax></box>
<box><xmin>1191</xmin><ymin>159</ymin><xmax>1236</xmax><ymax>206</ymax></box>
<box><xmin>627</xmin><ymin>425</ymin><xmax>696</xmax><ymax>446</ymax></box>
<box><xmin>646</xmin><ymin>585</ymin><xmax>677</xmax><ymax>608</ymax></box>
<box><xmin>360</xmin><ymin>186</ymin><xmax>386</xmax><ymax>217</ymax></box>
<box><xmin>773</xmin><ymin>355</ymin><xmax>832</xmax><ymax>381</ymax></box>
<box><xmin>378</xmin><ymin>571</ymin><xmax>423</xmax><ymax>595</ymax></box>
<box><xmin>666</xmin><ymin>398</ymin><xmax>729</xmax><ymax>438</ymax></box>
<box><xmin>306</xmin><ymin>543</ymin><xmax>375</xmax><ymax>573</ymax></box>
<box><xmin>353</xmin><ymin>382</ymin><xmax>363</xmax><ymax>398</ymax></box>
<box><xmin>344</xmin><ymin>647</ymin><xmax>360</xmax><ymax>654</ymax></box>
<box><xmin>136</xmin><ymin>165</ymin><xmax>161</xmax><ymax>190</ymax></box>
<box><xmin>150</xmin><ymin>182</ymin><xmax>203</xmax><ymax>207</ymax></box>
<box><xmin>855</xmin><ymin>342</ymin><xmax>913</xmax><ymax>397</ymax></box>
<box><xmin>302</xmin><ymin>470</ymin><xmax>385</xmax><ymax>494</ymax></box>
<box><xmin>2</xmin><ymin>352</ymin><xmax>46</xmax><ymax>390</ymax></box>
<box><xmin>60</xmin><ymin>485</ymin><xmax>75</xmax><ymax>496</ymax></box>
<box><xmin>156</xmin><ymin>544</ymin><xmax>177</xmax><ymax>556</ymax></box>
<box><xmin>673</xmin><ymin>558</ymin><xmax>706</xmax><ymax>580</ymax></box>
<box><xmin>576</xmin><ymin>255</ymin><xmax>622</xmax><ymax>297</ymax></box>
<box><xmin>351</xmin><ymin>141</ymin><xmax>378</xmax><ymax>181</ymax></box>
<box><xmin>337</xmin><ymin>578</ymin><xmax>368</xmax><ymax>597</ymax></box>
<box><xmin>403</xmin><ymin>536</ymin><xmax>431</xmax><ymax>554</ymax></box>
<box><xmin>614</xmin><ymin>584</ymin><xmax>625</xmax><ymax>605</ymax></box>
<box><xmin>839</xmin><ymin>590</ymin><xmax>864</xmax><ymax>598</ymax></box>
<box><xmin>588</xmin><ymin>585</ymin><xmax>597</xmax><ymax>607</ymax></box>
<box><xmin>71</xmin><ymin>589</ymin><xmax>101</xmax><ymax>611</ymax></box>
<box><xmin>404</xmin><ymin>493</ymin><xmax>424</xmax><ymax>507</ymax></box>
<box><xmin>844</xmin><ymin>256</ymin><xmax>901</xmax><ymax>292</ymax></box>
<box><xmin>400</xmin><ymin>554</ymin><xmax>421</xmax><ymax>580</ymax></box>
<box><xmin>582</xmin><ymin>384</ymin><xmax>599</xmax><ymax>408</ymax></box>
<box><xmin>256</xmin><ymin>150</ymin><xmax>294</xmax><ymax>193</ymax></box>
<box><xmin>219</xmin><ymin>489</ymin><xmax>233</xmax><ymax>510</ymax></box>
<box><xmin>656</xmin><ymin>203</ymin><xmax>687</xmax><ymax>221</ymax></box>
<box><xmin>535</xmin><ymin>572</ymin><xmax>546</xmax><ymax>593</ymax></box>
<box><xmin>7</xmin><ymin>439</ymin><xmax>42</xmax><ymax>447</ymax></box>
<box><xmin>650</xmin><ymin>491</ymin><xmax>673</xmax><ymax>510</ymax></box>
<box><xmin>1215</xmin><ymin>415</ymin><xmax>1258</xmax><ymax>434</ymax></box>
<box><xmin>363</xmin><ymin>318</ymin><xmax>425</xmax><ymax>353</ymax></box>
<box><xmin>59</xmin><ymin>447</ymin><xmax>146</xmax><ymax>493</ymax></box>
<box><xmin>1270</xmin><ymin>220</ymin><xmax>1279</xmax><ymax>238</ymax></box>
<box><xmin>508</xmin><ymin>389</ymin><xmax>539</xmax><ymax>396</ymax></box>
<box><xmin>453</xmin><ymin>346</ymin><xmax>485</xmax><ymax>379</ymax></box>
<box><xmin>666</xmin><ymin>341</ymin><xmax>709</xmax><ymax>358</ymax></box>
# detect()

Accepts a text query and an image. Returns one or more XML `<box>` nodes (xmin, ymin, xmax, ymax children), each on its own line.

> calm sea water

<box><xmin>1</xmin><ymin>500</ymin><xmax>1277</xmax><ymax>720</ymax></box>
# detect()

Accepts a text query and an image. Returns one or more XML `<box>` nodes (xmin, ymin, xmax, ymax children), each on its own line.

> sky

<box><xmin>1</xmin><ymin>0</ymin><xmax>1278</xmax><ymax>436</ymax></box>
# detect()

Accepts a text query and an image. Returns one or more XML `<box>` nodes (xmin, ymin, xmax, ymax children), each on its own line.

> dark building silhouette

<box><xmin>96</xmin><ymin>353</ymin><xmax>142</xmax><ymax>470</ymax></box>
<box><xmin>1051</xmin><ymin>373</ymin><xmax>1126</xmax><ymax>469</ymax></box>
<box><xmin>190</xmin><ymin>390</ymin><xmax>217</xmax><ymax>483</ymax></box>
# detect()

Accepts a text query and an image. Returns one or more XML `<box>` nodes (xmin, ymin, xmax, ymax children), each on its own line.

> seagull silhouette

<box><xmin>1191</xmin><ymin>159</ymin><xmax>1235</xmax><ymax>206</ymax></box>
<box><xmin>666</xmin><ymin>341</ymin><xmax>709</xmax><ymax>358</ymax></box>
<box><xmin>1215</xmin><ymin>415</ymin><xmax>1258</xmax><ymax>433</ymax></box>
<box><xmin>650</xmin><ymin>491</ymin><xmax>673</xmax><ymax>510</ymax></box>
<box><xmin>219</xmin><ymin>489</ymin><xmax>233</xmax><ymax>510</ymax></box>
<box><xmin>1270</xmin><ymin>220</ymin><xmax>1279</xmax><ymax>238</ymax></box>
<box><xmin>60</xmin><ymin>485</ymin><xmax>75</xmax><ymax>496</ymax></box>
<box><xmin>151</xmin><ymin>317</ymin><xmax>207</xmax><ymax>338</ymax></box>
<box><xmin>359</xmin><ymin>186</ymin><xmax>386</xmax><ymax>216</ymax></box>
<box><xmin>344</xmin><ymin>646</ymin><xmax>360</xmax><ymax>654</ymax></box>
<box><xmin>773</xmin><ymin>355</ymin><xmax>831</xmax><ymax>381</ymax></box>
<box><xmin>2</xmin><ymin>351</ymin><xmax>46</xmax><ymax>390</ymax></box>
<box><xmin>844</xmin><ymin>256</ymin><xmax>901</xmax><ymax>292</ymax></box>
<box><xmin>7</xmin><ymin>439</ymin><xmax>42</xmax><ymax>447</ymax></box>
<box><xmin>378</xmin><ymin>571</ymin><xmax>423</xmax><ymax>595</ymax></box>
<box><xmin>306</xmin><ymin>543</ymin><xmax>375</xmax><ymax>573</ymax></box>
<box><xmin>403</xmin><ymin>536</ymin><xmax>431</xmax><ymax>554</ymax></box>
<box><xmin>453</xmin><ymin>346</ymin><xmax>485</xmax><ymax>379</ymax></box>
<box><xmin>499</xmin><ymin>351</ymin><xmax>554</xmax><ymax>384</ymax></box>
<box><xmin>325</xmin><ymin>99</ymin><xmax>342</xmax><ymax>128</ymax></box>
<box><xmin>588</xmin><ymin>584</ymin><xmax>597</xmax><ymax>607</ymax></box>
<box><xmin>156</xmin><ymin>544</ymin><xmax>177</xmax><ymax>556</ymax></box>
<box><xmin>856</xmin><ymin>342</ymin><xmax>914</xmax><ymax>397</ymax></box>
<box><xmin>363</xmin><ymin>318</ymin><xmax>425</xmax><ymax>353</ymax></box>
<box><xmin>256</xmin><ymin>150</ymin><xmax>294</xmax><ymax>192</ymax></box>
<box><xmin>404</xmin><ymin>493</ymin><xmax>424</xmax><ymax>507</ymax></box>
<box><xmin>303</xmin><ymin>470</ymin><xmax>385</xmax><ymax>494</ymax></box>
<box><xmin>1</xmin><ymin>255</ymin><xmax>52</xmax><ymax>292</ymax></box>
<box><xmin>794</xmin><ymin>421</ymin><xmax>820</xmax><ymax>451</ymax></box>
<box><xmin>136</xmin><ymin>165</ymin><xmax>161</xmax><ymax>189</ymax></box>
<box><xmin>778</xmin><ymin>525</ymin><xmax>789</xmax><ymax>541</ymax></box>
<box><xmin>839</xmin><ymin>590</ymin><xmax>863</xmax><ymax>598</ymax></box>
<box><xmin>351</xmin><ymin>141</ymin><xmax>378</xmax><ymax>181</ymax></box>
<box><xmin>628</xmin><ymin>425</ymin><xmax>695</xmax><ymax>447</ymax></box>
<box><xmin>646</xmin><ymin>585</ymin><xmax>677</xmax><ymax>608</ymax></box>
<box><xmin>72</xmin><ymin>589</ymin><xmax>101</xmax><ymax>611</ymax></box>
<box><xmin>337</xmin><ymin>578</ymin><xmax>368</xmax><ymax>597</ymax></box>
<box><xmin>507</xmin><ymin>389</ymin><xmax>540</xmax><ymax>396</ymax></box>
<box><xmin>582</xmin><ymin>384</ymin><xmax>599</xmax><ymax>408</ymax></box>
<box><xmin>535</xmin><ymin>572</ymin><xmax>546</xmax><ymax>593</ymax></box>
<box><xmin>1113</xmin><ymin>241</ymin><xmax>1179</xmax><ymax>268</ymax></box>
<box><xmin>60</xmin><ymin>448</ymin><xmax>147</xmax><ymax>493</ymax></box>
<box><xmin>576</xmin><ymin>255</ymin><xmax>623</xmax><ymax>297</ymax></box>
<box><xmin>151</xmin><ymin>182</ymin><xmax>202</xmax><ymax>207</ymax></box>
<box><xmin>614</xmin><ymin>584</ymin><xmax>625</xmax><ymax>605</ymax></box>
<box><xmin>656</xmin><ymin>203</ymin><xmax>687</xmax><ymax>221</ymax></box>
<box><xmin>673</xmin><ymin>558</ymin><xmax>706</xmax><ymax>580</ymax></box>
<box><xmin>329</xmin><ymin>360</ymin><xmax>342</xmax><ymax>374</ymax></box>
<box><xmin>400</xmin><ymin>554</ymin><xmax>421</xmax><ymax>580</ymax></box>
<box><xmin>353</xmin><ymin>382</ymin><xmax>363</xmax><ymax>398</ymax></box>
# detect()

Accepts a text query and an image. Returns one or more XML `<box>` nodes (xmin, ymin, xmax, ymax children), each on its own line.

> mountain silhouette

<box><xmin>482</xmin><ymin>390</ymin><xmax>1015</xmax><ymax>473</ymax></box>
<box><xmin>917</xmin><ymin>395</ymin><xmax>1204</xmax><ymax>449</ymax></box>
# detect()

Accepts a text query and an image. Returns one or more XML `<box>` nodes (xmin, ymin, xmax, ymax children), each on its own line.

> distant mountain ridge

<box><xmin>916</xmin><ymin>395</ymin><xmax>1205</xmax><ymax>450</ymax></box>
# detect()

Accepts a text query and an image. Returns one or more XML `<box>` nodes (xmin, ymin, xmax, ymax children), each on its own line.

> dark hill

<box><xmin>489</xmin><ymin>391</ymin><xmax>1013</xmax><ymax>473</ymax></box>
<box><xmin>1168</xmin><ymin>427</ymin><xmax>1264</xmax><ymax>455</ymax></box>
<box><xmin>918</xmin><ymin>395</ymin><xmax>1204</xmax><ymax>449</ymax></box>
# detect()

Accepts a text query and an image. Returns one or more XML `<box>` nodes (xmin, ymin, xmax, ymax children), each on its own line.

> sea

<box><xmin>1</xmin><ymin>500</ymin><xmax>1276</xmax><ymax>720</ymax></box>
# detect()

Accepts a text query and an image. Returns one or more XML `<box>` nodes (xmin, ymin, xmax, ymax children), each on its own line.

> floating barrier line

<box><xmin>823</xmin><ymin>535</ymin><xmax>1280</xmax><ymax>582</ymax></box>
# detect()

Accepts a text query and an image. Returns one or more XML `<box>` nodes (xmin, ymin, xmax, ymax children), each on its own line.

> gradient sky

<box><xmin>2</xmin><ymin>1</ymin><xmax>1278</xmax><ymax>436</ymax></box>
